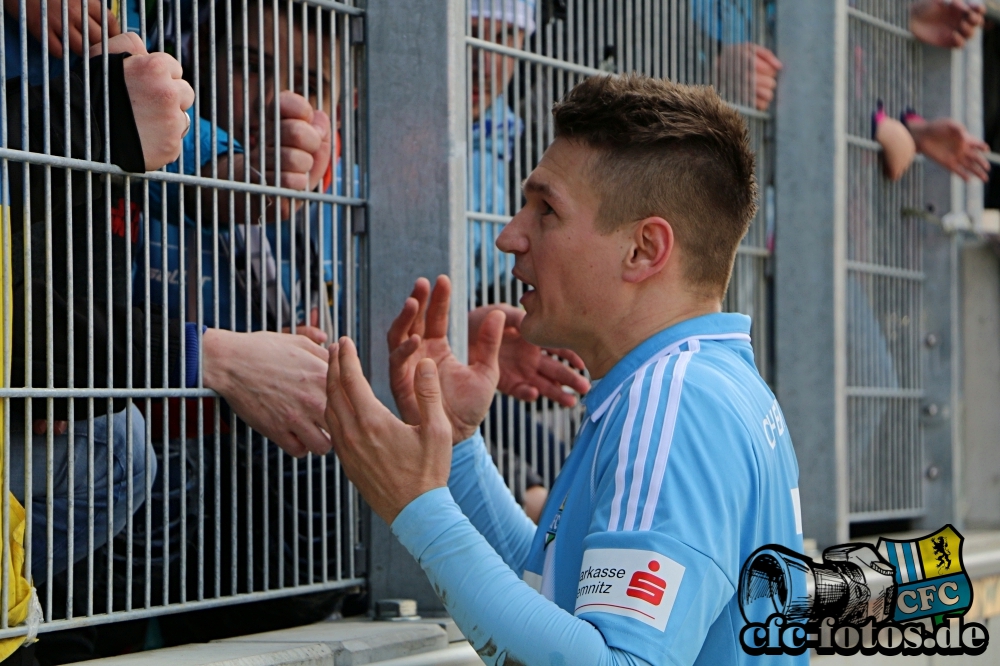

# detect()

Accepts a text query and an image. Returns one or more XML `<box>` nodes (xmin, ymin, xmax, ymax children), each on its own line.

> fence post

<box><xmin>774</xmin><ymin>0</ymin><xmax>849</xmax><ymax>548</ymax></box>
<box><xmin>364</xmin><ymin>0</ymin><xmax>467</xmax><ymax>612</ymax></box>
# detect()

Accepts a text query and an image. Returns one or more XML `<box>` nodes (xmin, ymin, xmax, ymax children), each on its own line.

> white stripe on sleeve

<box><xmin>639</xmin><ymin>351</ymin><xmax>695</xmax><ymax>531</ymax></box>
<box><xmin>623</xmin><ymin>355</ymin><xmax>672</xmax><ymax>531</ymax></box>
<box><xmin>607</xmin><ymin>363</ymin><xmax>650</xmax><ymax>532</ymax></box>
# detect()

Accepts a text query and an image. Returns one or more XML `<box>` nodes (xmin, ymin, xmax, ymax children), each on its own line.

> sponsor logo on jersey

<box><xmin>574</xmin><ymin>548</ymin><xmax>684</xmax><ymax>632</ymax></box>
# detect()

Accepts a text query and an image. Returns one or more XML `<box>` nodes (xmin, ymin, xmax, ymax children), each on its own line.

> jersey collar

<box><xmin>582</xmin><ymin>312</ymin><xmax>752</xmax><ymax>422</ymax></box>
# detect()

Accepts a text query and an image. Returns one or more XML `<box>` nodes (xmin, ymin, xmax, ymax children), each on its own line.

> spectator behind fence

<box><xmin>5</xmin><ymin>29</ymin><xmax>190</xmax><ymax>578</ymax></box>
<box><xmin>467</xmin><ymin>0</ymin><xmax>591</xmax><ymax>523</ymax></box>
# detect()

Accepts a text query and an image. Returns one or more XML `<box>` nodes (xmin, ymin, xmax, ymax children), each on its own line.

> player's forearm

<box><xmin>449</xmin><ymin>432</ymin><xmax>536</xmax><ymax>572</ymax></box>
<box><xmin>392</xmin><ymin>488</ymin><xmax>649</xmax><ymax>666</ymax></box>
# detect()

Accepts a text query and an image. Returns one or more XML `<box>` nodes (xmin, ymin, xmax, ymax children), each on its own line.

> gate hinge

<box><xmin>351</xmin><ymin>203</ymin><xmax>367</xmax><ymax>236</ymax></box>
<box><xmin>350</xmin><ymin>15</ymin><xmax>365</xmax><ymax>45</ymax></box>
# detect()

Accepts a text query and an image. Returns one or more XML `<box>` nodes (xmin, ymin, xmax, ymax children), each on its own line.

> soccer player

<box><xmin>324</xmin><ymin>74</ymin><xmax>805</xmax><ymax>665</ymax></box>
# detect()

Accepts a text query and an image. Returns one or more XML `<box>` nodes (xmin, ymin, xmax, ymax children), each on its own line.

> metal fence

<box><xmin>844</xmin><ymin>1</ymin><xmax>925</xmax><ymax>521</ymax></box>
<box><xmin>466</xmin><ymin>0</ymin><xmax>776</xmax><ymax>499</ymax></box>
<box><xmin>0</xmin><ymin>0</ymin><xmax>366</xmax><ymax>640</ymax></box>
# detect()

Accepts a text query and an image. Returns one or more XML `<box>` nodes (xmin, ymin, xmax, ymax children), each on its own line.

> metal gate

<box><xmin>844</xmin><ymin>1</ymin><xmax>925</xmax><ymax>521</ymax></box>
<box><xmin>465</xmin><ymin>0</ymin><xmax>776</xmax><ymax>498</ymax></box>
<box><xmin>0</xmin><ymin>0</ymin><xmax>366</xmax><ymax>641</ymax></box>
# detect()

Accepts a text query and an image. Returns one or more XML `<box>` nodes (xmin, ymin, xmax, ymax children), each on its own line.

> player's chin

<box><xmin>520</xmin><ymin>311</ymin><xmax>568</xmax><ymax>351</ymax></box>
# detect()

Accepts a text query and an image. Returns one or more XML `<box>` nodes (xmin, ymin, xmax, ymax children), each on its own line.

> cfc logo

<box><xmin>574</xmin><ymin>548</ymin><xmax>685</xmax><ymax>632</ymax></box>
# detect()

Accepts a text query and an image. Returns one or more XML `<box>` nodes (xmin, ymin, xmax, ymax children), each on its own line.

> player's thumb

<box><xmin>414</xmin><ymin>358</ymin><xmax>450</xmax><ymax>445</ymax></box>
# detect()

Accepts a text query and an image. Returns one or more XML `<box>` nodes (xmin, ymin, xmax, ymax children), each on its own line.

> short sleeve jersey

<box><xmin>521</xmin><ymin>313</ymin><xmax>806</xmax><ymax>666</ymax></box>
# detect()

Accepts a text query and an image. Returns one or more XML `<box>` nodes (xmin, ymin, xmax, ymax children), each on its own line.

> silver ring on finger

<box><xmin>181</xmin><ymin>112</ymin><xmax>191</xmax><ymax>139</ymax></box>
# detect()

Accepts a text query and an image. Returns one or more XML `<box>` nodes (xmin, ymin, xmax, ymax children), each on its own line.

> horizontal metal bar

<box><xmin>464</xmin><ymin>37</ymin><xmax>771</xmax><ymax>122</ymax></box>
<box><xmin>845</xmin><ymin>260</ymin><xmax>925</xmax><ymax>281</ymax></box>
<box><xmin>0</xmin><ymin>579</ymin><xmax>365</xmax><ymax>640</ymax></box>
<box><xmin>736</xmin><ymin>245</ymin><xmax>770</xmax><ymax>257</ymax></box>
<box><xmin>0</xmin><ymin>388</ymin><xmax>217</xmax><ymax>398</ymax></box>
<box><xmin>988</xmin><ymin>151</ymin><xmax>1000</xmax><ymax>165</ymax></box>
<box><xmin>0</xmin><ymin>148</ymin><xmax>366</xmax><ymax>206</ymax></box>
<box><xmin>848</xmin><ymin>508</ymin><xmax>926</xmax><ymax>523</ymax></box>
<box><xmin>846</xmin><ymin>134</ymin><xmax>882</xmax><ymax>151</ymax></box>
<box><xmin>292</xmin><ymin>0</ymin><xmax>364</xmax><ymax>16</ymax></box>
<box><xmin>467</xmin><ymin>211</ymin><xmax>512</xmax><ymax>225</ymax></box>
<box><xmin>466</xmin><ymin>36</ymin><xmax>603</xmax><ymax>77</ymax></box>
<box><xmin>845</xmin><ymin>387</ymin><xmax>925</xmax><ymax>399</ymax></box>
<box><xmin>846</xmin><ymin>6</ymin><xmax>917</xmax><ymax>41</ymax></box>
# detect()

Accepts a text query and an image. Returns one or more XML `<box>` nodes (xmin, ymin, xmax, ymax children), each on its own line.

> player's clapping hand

<box><xmin>10</xmin><ymin>0</ymin><xmax>121</xmax><ymax>59</ymax></box>
<box><xmin>326</xmin><ymin>338</ymin><xmax>453</xmax><ymax>525</ymax></box>
<box><xmin>469</xmin><ymin>303</ymin><xmax>590</xmax><ymax>407</ymax></box>
<box><xmin>387</xmin><ymin>276</ymin><xmax>504</xmax><ymax>444</ymax></box>
<box><xmin>91</xmin><ymin>33</ymin><xmax>195</xmax><ymax>171</ymax></box>
<box><xmin>909</xmin><ymin>0</ymin><xmax>985</xmax><ymax>49</ymax></box>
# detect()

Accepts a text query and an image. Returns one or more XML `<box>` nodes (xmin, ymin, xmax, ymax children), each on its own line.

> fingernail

<box><xmin>419</xmin><ymin>362</ymin><xmax>435</xmax><ymax>378</ymax></box>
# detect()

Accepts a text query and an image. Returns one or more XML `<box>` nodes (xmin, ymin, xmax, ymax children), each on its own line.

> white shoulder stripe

<box><xmin>622</xmin><ymin>355</ymin><xmax>672</xmax><ymax>531</ymax></box>
<box><xmin>639</xmin><ymin>350</ymin><xmax>695</xmax><ymax>531</ymax></box>
<box><xmin>607</xmin><ymin>363</ymin><xmax>649</xmax><ymax>532</ymax></box>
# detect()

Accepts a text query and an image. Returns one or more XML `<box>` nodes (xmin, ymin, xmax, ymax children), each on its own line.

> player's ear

<box><xmin>622</xmin><ymin>216</ymin><xmax>673</xmax><ymax>284</ymax></box>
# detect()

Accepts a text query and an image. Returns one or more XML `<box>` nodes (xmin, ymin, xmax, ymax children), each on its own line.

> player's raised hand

<box><xmin>326</xmin><ymin>338</ymin><xmax>452</xmax><ymax>524</ymax></box>
<box><xmin>387</xmin><ymin>275</ymin><xmax>504</xmax><ymax>443</ymax></box>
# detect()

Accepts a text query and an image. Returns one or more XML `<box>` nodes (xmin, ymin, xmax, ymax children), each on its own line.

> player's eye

<box><xmin>541</xmin><ymin>202</ymin><xmax>555</xmax><ymax>216</ymax></box>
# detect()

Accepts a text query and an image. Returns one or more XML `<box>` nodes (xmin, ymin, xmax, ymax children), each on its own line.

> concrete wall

<box><xmin>961</xmin><ymin>245</ymin><xmax>1000</xmax><ymax>529</ymax></box>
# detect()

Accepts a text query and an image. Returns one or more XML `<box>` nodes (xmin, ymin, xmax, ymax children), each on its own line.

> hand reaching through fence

<box><xmin>873</xmin><ymin>101</ymin><xmax>916</xmax><ymax>181</ymax></box>
<box><xmin>909</xmin><ymin>0</ymin><xmax>986</xmax><ymax>49</ymax></box>
<box><xmin>904</xmin><ymin>113</ymin><xmax>991</xmax><ymax>182</ymax></box>
<box><xmin>89</xmin><ymin>32</ymin><xmax>194</xmax><ymax>171</ymax></box>
<box><xmin>387</xmin><ymin>276</ymin><xmax>505</xmax><ymax>445</ymax></box>
<box><xmin>718</xmin><ymin>43</ymin><xmax>783</xmax><ymax>113</ymax></box>
<box><xmin>469</xmin><ymin>303</ymin><xmax>590</xmax><ymax>408</ymax></box>
<box><xmin>201</xmin><ymin>328</ymin><xmax>332</xmax><ymax>458</ymax></box>
<box><xmin>9</xmin><ymin>0</ymin><xmax>121</xmax><ymax>59</ymax></box>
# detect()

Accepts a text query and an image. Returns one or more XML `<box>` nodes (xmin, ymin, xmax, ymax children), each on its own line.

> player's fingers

<box><xmin>474</xmin><ymin>310</ymin><xmax>505</xmax><ymax>375</ymax></box>
<box><xmin>337</xmin><ymin>337</ymin><xmax>390</xmax><ymax>428</ymax></box>
<box><xmin>410</xmin><ymin>278</ymin><xmax>431</xmax><ymax>338</ymax></box>
<box><xmin>425</xmin><ymin>275</ymin><xmax>452</xmax><ymax>339</ymax></box>
<box><xmin>414</xmin><ymin>359</ymin><xmax>452</xmax><ymax>449</ymax></box>
<box><xmin>389</xmin><ymin>335</ymin><xmax>421</xmax><ymax>373</ymax></box>
<box><xmin>326</xmin><ymin>342</ymin><xmax>361</xmax><ymax>443</ymax></box>
<box><xmin>388</xmin><ymin>297</ymin><xmax>420</xmax><ymax>350</ymax></box>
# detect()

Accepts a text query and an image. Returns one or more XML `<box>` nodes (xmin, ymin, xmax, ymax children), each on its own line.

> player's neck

<box><xmin>583</xmin><ymin>292</ymin><xmax>722</xmax><ymax>379</ymax></box>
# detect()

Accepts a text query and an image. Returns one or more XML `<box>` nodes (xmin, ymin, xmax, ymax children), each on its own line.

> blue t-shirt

<box><xmin>393</xmin><ymin>313</ymin><xmax>807</xmax><ymax>665</ymax></box>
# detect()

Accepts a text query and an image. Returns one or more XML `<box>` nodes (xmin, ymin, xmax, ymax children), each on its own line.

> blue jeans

<box><xmin>7</xmin><ymin>405</ymin><xmax>153</xmax><ymax>578</ymax></box>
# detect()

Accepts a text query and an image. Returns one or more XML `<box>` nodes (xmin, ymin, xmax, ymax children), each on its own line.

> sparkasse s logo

<box><xmin>574</xmin><ymin>548</ymin><xmax>684</xmax><ymax>632</ymax></box>
<box><xmin>737</xmin><ymin>525</ymin><xmax>989</xmax><ymax>657</ymax></box>
<box><xmin>626</xmin><ymin>560</ymin><xmax>667</xmax><ymax>606</ymax></box>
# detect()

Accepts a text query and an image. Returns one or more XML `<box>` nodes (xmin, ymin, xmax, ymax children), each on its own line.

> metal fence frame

<box><xmin>0</xmin><ymin>0</ymin><xmax>368</xmax><ymax>640</ymax></box>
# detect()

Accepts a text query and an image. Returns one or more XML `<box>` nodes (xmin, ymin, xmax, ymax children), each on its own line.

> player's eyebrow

<box><xmin>522</xmin><ymin>178</ymin><xmax>563</xmax><ymax>206</ymax></box>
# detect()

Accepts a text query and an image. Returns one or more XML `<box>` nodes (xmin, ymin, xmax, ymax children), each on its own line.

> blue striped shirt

<box><xmin>393</xmin><ymin>312</ymin><xmax>806</xmax><ymax>665</ymax></box>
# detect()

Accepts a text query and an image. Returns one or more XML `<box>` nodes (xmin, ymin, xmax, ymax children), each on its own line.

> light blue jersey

<box><xmin>393</xmin><ymin>313</ymin><xmax>806</xmax><ymax>665</ymax></box>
